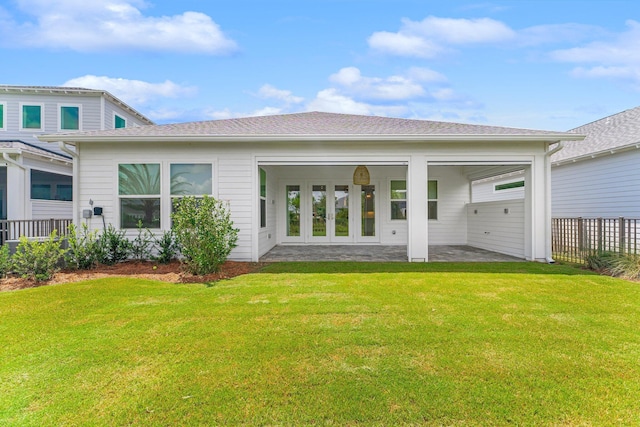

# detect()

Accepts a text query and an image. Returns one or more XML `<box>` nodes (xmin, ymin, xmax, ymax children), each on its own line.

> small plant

<box><xmin>65</xmin><ymin>223</ymin><xmax>100</xmax><ymax>270</ymax></box>
<box><xmin>11</xmin><ymin>231</ymin><xmax>67</xmax><ymax>281</ymax></box>
<box><xmin>610</xmin><ymin>253</ymin><xmax>640</xmax><ymax>279</ymax></box>
<box><xmin>96</xmin><ymin>224</ymin><xmax>132</xmax><ymax>265</ymax></box>
<box><xmin>0</xmin><ymin>244</ymin><xmax>11</xmax><ymax>278</ymax></box>
<box><xmin>153</xmin><ymin>230</ymin><xmax>179</xmax><ymax>264</ymax></box>
<box><xmin>130</xmin><ymin>220</ymin><xmax>154</xmax><ymax>262</ymax></box>
<box><xmin>585</xmin><ymin>251</ymin><xmax>618</xmax><ymax>272</ymax></box>
<box><xmin>172</xmin><ymin>195</ymin><xmax>239</xmax><ymax>275</ymax></box>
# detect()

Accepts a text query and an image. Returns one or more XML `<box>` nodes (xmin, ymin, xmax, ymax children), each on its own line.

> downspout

<box><xmin>2</xmin><ymin>152</ymin><xmax>25</xmax><ymax>170</ymax></box>
<box><xmin>544</xmin><ymin>141</ymin><xmax>564</xmax><ymax>264</ymax></box>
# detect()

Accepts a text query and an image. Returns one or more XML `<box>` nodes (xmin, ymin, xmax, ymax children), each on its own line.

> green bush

<box><xmin>65</xmin><ymin>223</ymin><xmax>100</xmax><ymax>270</ymax></box>
<box><xmin>585</xmin><ymin>251</ymin><xmax>618</xmax><ymax>272</ymax></box>
<box><xmin>153</xmin><ymin>230</ymin><xmax>179</xmax><ymax>264</ymax></box>
<box><xmin>11</xmin><ymin>231</ymin><xmax>67</xmax><ymax>281</ymax></box>
<box><xmin>0</xmin><ymin>244</ymin><xmax>11</xmax><ymax>278</ymax></box>
<box><xmin>172</xmin><ymin>195</ymin><xmax>239</xmax><ymax>275</ymax></box>
<box><xmin>130</xmin><ymin>220</ymin><xmax>154</xmax><ymax>262</ymax></box>
<box><xmin>96</xmin><ymin>224</ymin><xmax>132</xmax><ymax>265</ymax></box>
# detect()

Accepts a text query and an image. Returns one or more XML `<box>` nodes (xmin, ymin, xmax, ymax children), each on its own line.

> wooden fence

<box><xmin>0</xmin><ymin>219</ymin><xmax>72</xmax><ymax>245</ymax></box>
<box><xmin>552</xmin><ymin>217</ymin><xmax>640</xmax><ymax>264</ymax></box>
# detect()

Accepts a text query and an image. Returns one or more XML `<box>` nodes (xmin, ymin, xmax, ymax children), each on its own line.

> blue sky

<box><xmin>1</xmin><ymin>0</ymin><xmax>639</xmax><ymax>130</ymax></box>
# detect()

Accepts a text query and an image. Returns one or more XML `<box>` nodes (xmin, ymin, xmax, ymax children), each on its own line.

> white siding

<box><xmin>552</xmin><ymin>149</ymin><xmax>640</xmax><ymax>218</ymax></box>
<box><xmin>472</xmin><ymin>172</ymin><xmax>525</xmax><ymax>202</ymax></box>
<box><xmin>31</xmin><ymin>200</ymin><xmax>72</xmax><ymax>219</ymax></box>
<box><xmin>428</xmin><ymin>166</ymin><xmax>469</xmax><ymax>245</ymax></box>
<box><xmin>467</xmin><ymin>199</ymin><xmax>525</xmax><ymax>258</ymax></box>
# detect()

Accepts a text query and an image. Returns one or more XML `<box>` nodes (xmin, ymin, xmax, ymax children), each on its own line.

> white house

<box><xmin>0</xmin><ymin>85</ymin><xmax>153</xmax><ymax>221</ymax></box>
<box><xmin>39</xmin><ymin>112</ymin><xmax>583</xmax><ymax>262</ymax></box>
<box><xmin>472</xmin><ymin>106</ymin><xmax>640</xmax><ymax>219</ymax></box>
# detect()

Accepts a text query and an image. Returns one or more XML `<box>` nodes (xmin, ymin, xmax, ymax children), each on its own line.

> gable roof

<box><xmin>39</xmin><ymin>111</ymin><xmax>581</xmax><ymax>144</ymax></box>
<box><xmin>553</xmin><ymin>106</ymin><xmax>640</xmax><ymax>164</ymax></box>
<box><xmin>0</xmin><ymin>85</ymin><xmax>154</xmax><ymax>126</ymax></box>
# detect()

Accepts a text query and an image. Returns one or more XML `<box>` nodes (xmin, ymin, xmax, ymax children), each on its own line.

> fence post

<box><xmin>597</xmin><ymin>217</ymin><xmax>603</xmax><ymax>254</ymax></box>
<box><xmin>577</xmin><ymin>217</ymin><xmax>584</xmax><ymax>261</ymax></box>
<box><xmin>619</xmin><ymin>217</ymin><xmax>625</xmax><ymax>255</ymax></box>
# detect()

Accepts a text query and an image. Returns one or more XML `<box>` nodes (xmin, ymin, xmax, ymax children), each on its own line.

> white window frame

<box><xmin>20</xmin><ymin>103</ymin><xmax>44</xmax><ymax>131</ymax></box>
<box><xmin>58</xmin><ymin>104</ymin><xmax>82</xmax><ymax>131</ymax></box>
<box><xmin>259</xmin><ymin>168</ymin><xmax>267</xmax><ymax>228</ymax></box>
<box><xmin>0</xmin><ymin>102</ymin><xmax>6</xmax><ymax>131</ymax></box>
<box><xmin>389</xmin><ymin>179</ymin><xmax>407</xmax><ymax>221</ymax></box>
<box><xmin>114</xmin><ymin>113</ymin><xmax>127</xmax><ymax>129</ymax></box>
<box><xmin>428</xmin><ymin>179</ymin><xmax>438</xmax><ymax>221</ymax></box>
<box><xmin>493</xmin><ymin>179</ymin><xmax>525</xmax><ymax>193</ymax></box>
<box><xmin>118</xmin><ymin>163</ymin><xmax>162</xmax><ymax>230</ymax></box>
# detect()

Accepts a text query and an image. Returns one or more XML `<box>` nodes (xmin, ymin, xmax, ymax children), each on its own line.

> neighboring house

<box><xmin>39</xmin><ymin>112</ymin><xmax>583</xmax><ymax>262</ymax></box>
<box><xmin>0</xmin><ymin>85</ymin><xmax>153</xmax><ymax>221</ymax></box>
<box><xmin>472</xmin><ymin>106</ymin><xmax>640</xmax><ymax>218</ymax></box>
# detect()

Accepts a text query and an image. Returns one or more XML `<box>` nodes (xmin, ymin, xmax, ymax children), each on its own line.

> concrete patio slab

<box><xmin>259</xmin><ymin>245</ymin><xmax>524</xmax><ymax>262</ymax></box>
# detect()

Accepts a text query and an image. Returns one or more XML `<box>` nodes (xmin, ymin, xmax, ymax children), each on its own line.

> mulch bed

<box><xmin>0</xmin><ymin>260</ymin><xmax>266</xmax><ymax>292</ymax></box>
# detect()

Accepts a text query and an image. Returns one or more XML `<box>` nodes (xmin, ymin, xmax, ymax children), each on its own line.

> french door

<box><xmin>282</xmin><ymin>181</ymin><xmax>378</xmax><ymax>243</ymax></box>
<box><xmin>310</xmin><ymin>183</ymin><xmax>352</xmax><ymax>243</ymax></box>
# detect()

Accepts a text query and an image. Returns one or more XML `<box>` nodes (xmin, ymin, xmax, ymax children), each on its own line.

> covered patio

<box><xmin>259</xmin><ymin>245</ymin><xmax>525</xmax><ymax>262</ymax></box>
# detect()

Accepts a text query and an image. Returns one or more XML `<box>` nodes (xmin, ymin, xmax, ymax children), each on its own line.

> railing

<box><xmin>552</xmin><ymin>217</ymin><xmax>640</xmax><ymax>264</ymax></box>
<box><xmin>0</xmin><ymin>219</ymin><xmax>73</xmax><ymax>245</ymax></box>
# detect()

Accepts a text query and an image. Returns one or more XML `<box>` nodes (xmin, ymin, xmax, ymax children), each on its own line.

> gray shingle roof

<box><xmin>553</xmin><ymin>106</ymin><xmax>640</xmax><ymax>163</ymax></box>
<box><xmin>45</xmin><ymin>111</ymin><xmax>572</xmax><ymax>140</ymax></box>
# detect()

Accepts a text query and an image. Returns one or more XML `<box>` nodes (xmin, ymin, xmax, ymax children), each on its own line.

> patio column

<box><xmin>5</xmin><ymin>157</ymin><xmax>27</xmax><ymax>220</ymax></box>
<box><xmin>524</xmin><ymin>154</ymin><xmax>548</xmax><ymax>262</ymax></box>
<box><xmin>408</xmin><ymin>155</ymin><xmax>428</xmax><ymax>262</ymax></box>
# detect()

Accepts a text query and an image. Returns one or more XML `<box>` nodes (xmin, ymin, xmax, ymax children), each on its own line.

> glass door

<box><xmin>358</xmin><ymin>184</ymin><xmax>379</xmax><ymax>242</ymax></box>
<box><xmin>309</xmin><ymin>183</ymin><xmax>352</xmax><ymax>242</ymax></box>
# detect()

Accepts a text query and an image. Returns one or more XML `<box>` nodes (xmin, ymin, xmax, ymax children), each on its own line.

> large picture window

<box><xmin>22</xmin><ymin>104</ymin><xmax>42</xmax><ymax>130</ymax></box>
<box><xmin>31</xmin><ymin>170</ymin><xmax>72</xmax><ymax>201</ymax></box>
<box><xmin>119</xmin><ymin>163</ymin><xmax>161</xmax><ymax>228</ymax></box>
<box><xmin>60</xmin><ymin>105</ymin><xmax>80</xmax><ymax>130</ymax></box>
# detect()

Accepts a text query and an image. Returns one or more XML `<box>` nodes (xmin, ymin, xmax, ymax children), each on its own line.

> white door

<box><xmin>309</xmin><ymin>183</ymin><xmax>353</xmax><ymax>243</ymax></box>
<box><xmin>357</xmin><ymin>183</ymin><xmax>379</xmax><ymax>243</ymax></box>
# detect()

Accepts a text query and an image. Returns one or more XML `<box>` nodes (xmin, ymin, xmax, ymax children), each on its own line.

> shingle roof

<box><xmin>44</xmin><ymin>111</ymin><xmax>573</xmax><ymax>141</ymax></box>
<box><xmin>553</xmin><ymin>106</ymin><xmax>640</xmax><ymax>163</ymax></box>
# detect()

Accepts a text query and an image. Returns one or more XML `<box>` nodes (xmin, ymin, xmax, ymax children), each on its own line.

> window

<box><xmin>119</xmin><ymin>163</ymin><xmax>161</xmax><ymax>228</ymax></box>
<box><xmin>390</xmin><ymin>180</ymin><xmax>407</xmax><ymax>220</ymax></box>
<box><xmin>260</xmin><ymin>168</ymin><xmax>267</xmax><ymax>228</ymax></box>
<box><xmin>428</xmin><ymin>180</ymin><xmax>438</xmax><ymax>220</ymax></box>
<box><xmin>495</xmin><ymin>180</ymin><xmax>524</xmax><ymax>191</ymax></box>
<box><xmin>60</xmin><ymin>105</ymin><xmax>80</xmax><ymax>130</ymax></box>
<box><xmin>170</xmin><ymin>163</ymin><xmax>212</xmax><ymax>196</ymax></box>
<box><xmin>286</xmin><ymin>185</ymin><xmax>300</xmax><ymax>236</ymax></box>
<box><xmin>30</xmin><ymin>170</ymin><xmax>72</xmax><ymax>201</ymax></box>
<box><xmin>0</xmin><ymin>103</ymin><xmax>5</xmax><ymax>130</ymax></box>
<box><xmin>21</xmin><ymin>104</ymin><xmax>43</xmax><ymax>130</ymax></box>
<box><xmin>115</xmin><ymin>114</ymin><xmax>126</xmax><ymax>129</ymax></box>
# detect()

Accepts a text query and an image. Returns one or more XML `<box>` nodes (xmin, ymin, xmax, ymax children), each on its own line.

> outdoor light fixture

<box><xmin>353</xmin><ymin>165</ymin><xmax>370</xmax><ymax>185</ymax></box>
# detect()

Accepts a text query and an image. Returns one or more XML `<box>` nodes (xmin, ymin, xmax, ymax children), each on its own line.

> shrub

<box><xmin>172</xmin><ymin>195</ymin><xmax>239</xmax><ymax>275</ymax></box>
<box><xmin>96</xmin><ymin>224</ymin><xmax>132</xmax><ymax>265</ymax></box>
<box><xmin>65</xmin><ymin>223</ymin><xmax>100</xmax><ymax>270</ymax></box>
<box><xmin>585</xmin><ymin>251</ymin><xmax>618</xmax><ymax>272</ymax></box>
<box><xmin>0</xmin><ymin>244</ymin><xmax>11</xmax><ymax>278</ymax></box>
<box><xmin>130</xmin><ymin>220</ymin><xmax>154</xmax><ymax>262</ymax></box>
<box><xmin>153</xmin><ymin>230</ymin><xmax>179</xmax><ymax>264</ymax></box>
<box><xmin>11</xmin><ymin>231</ymin><xmax>66</xmax><ymax>281</ymax></box>
<box><xmin>610</xmin><ymin>254</ymin><xmax>640</xmax><ymax>280</ymax></box>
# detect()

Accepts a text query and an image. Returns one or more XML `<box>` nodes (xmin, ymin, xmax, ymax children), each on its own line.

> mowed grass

<box><xmin>1</xmin><ymin>262</ymin><xmax>640</xmax><ymax>426</ymax></box>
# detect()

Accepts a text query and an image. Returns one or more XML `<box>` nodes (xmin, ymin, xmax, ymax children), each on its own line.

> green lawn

<box><xmin>1</xmin><ymin>262</ymin><xmax>640</xmax><ymax>426</ymax></box>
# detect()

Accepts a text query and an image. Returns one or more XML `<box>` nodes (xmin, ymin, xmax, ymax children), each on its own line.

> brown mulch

<box><xmin>0</xmin><ymin>260</ymin><xmax>266</xmax><ymax>292</ymax></box>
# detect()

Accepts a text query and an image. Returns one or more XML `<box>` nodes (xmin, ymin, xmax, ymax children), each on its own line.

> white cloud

<box><xmin>257</xmin><ymin>85</ymin><xmax>304</xmax><ymax>104</ymax></box>
<box><xmin>63</xmin><ymin>75</ymin><xmax>197</xmax><ymax>105</ymax></box>
<box><xmin>550</xmin><ymin>20</ymin><xmax>640</xmax><ymax>88</ymax></box>
<box><xmin>369</xmin><ymin>16</ymin><xmax>515</xmax><ymax>58</ymax></box>
<box><xmin>307</xmin><ymin>89</ymin><xmax>374</xmax><ymax>115</ymax></box>
<box><xmin>1</xmin><ymin>0</ymin><xmax>237</xmax><ymax>54</ymax></box>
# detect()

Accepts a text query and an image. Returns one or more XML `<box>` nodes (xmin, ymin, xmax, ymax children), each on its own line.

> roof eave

<box><xmin>38</xmin><ymin>133</ymin><xmax>585</xmax><ymax>145</ymax></box>
<box><xmin>552</xmin><ymin>141</ymin><xmax>640</xmax><ymax>166</ymax></box>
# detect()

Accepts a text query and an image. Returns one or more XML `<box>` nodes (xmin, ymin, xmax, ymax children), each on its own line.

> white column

<box><xmin>6</xmin><ymin>160</ymin><xmax>27</xmax><ymax>220</ymax></box>
<box><xmin>524</xmin><ymin>154</ymin><xmax>548</xmax><ymax>262</ymax></box>
<box><xmin>407</xmin><ymin>155</ymin><xmax>428</xmax><ymax>262</ymax></box>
